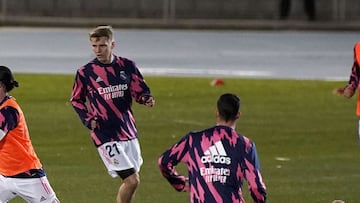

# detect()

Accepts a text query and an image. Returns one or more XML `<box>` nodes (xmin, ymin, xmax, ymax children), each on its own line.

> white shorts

<box><xmin>97</xmin><ymin>139</ymin><xmax>143</xmax><ymax>178</ymax></box>
<box><xmin>0</xmin><ymin>175</ymin><xmax>58</xmax><ymax>203</ymax></box>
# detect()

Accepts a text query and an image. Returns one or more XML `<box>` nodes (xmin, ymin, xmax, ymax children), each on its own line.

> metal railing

<box><xmin>163</xmin><ymin>0</ymin><xmax>176</xmax><ymax>21</ymax></box>
<box><xmin>332</xmin><ymin>0</ymin><xmax>346</xmax><ymax>21</ymax></box>
<box><xmin>0</xmin><ymin>0</ymin><xmax>351</xmax><ymax>23</ymax></box>
<box><xmin>0</xmin><ymin>0</ymin><xmax>6</xmax><ymax>22</ymax></box>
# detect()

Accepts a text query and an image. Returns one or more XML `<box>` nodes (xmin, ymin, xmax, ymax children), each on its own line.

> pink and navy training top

<box><xmin>70</xmin><ymin>55</ymin><xmax>152</xmax><ymax>147</ymax></box>
<box><xmin>158</xmin><ymin>125</ymin><xmax>267</xmax><ymax>203</ymax></box>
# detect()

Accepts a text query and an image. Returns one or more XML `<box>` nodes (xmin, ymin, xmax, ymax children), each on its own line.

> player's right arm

<box><xmin>157</xmin><ymin>136</ymin><xmax>189</xmax><ymax>192</ymax></box>
<box><xmin>70</xmin><ymin>70</ymin><xmax>95</xmax><ymax>129</ymax></box>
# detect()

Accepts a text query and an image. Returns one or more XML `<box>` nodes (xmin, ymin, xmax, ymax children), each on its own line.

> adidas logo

<box><xmin>96</xmin><ymin>76</ymin><xmax>103</xmax><ymax>82</ymax></box>
<box><xmin>201</xmin><ymin>141</ymin><xmax>231</xmax><ymax>165</ymax></box>
<box><xmin>40</xmin><ymin>196</ymin><xmax>47</xmax><ymax>202</ymax></box>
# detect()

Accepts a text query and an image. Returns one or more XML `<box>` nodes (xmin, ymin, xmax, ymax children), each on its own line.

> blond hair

<box><xmin>89</xmin><ymin>25</ymin><xmax>114</xmax><ymax>41</ymax></box>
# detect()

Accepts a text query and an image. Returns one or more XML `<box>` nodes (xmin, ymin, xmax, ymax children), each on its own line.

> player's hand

<box><xmin>334</xmin><ymin>85</ymin><xmax>355</xmax><ymax>98</ymax></box>
<box><xmin>90</xmin><ymin>117</ymin><xmax>99</xmax><ymax>130</ymax></box>
<box><xmin>343</xmin><ymin>85</ymin><xmax>355</xmax><ymax>98</ymax></box>
<box><xmin>182</xmin><ymin>177</ymin><xmax>189</xmax><ymax>192</ymax></box>
<box><xmin>142</xmin><ymin>95</ymin><xmax>155</xmax><ymax>107</ymax></box>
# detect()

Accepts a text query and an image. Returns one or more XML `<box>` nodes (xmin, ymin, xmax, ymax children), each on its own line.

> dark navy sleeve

<box><xmin>0</xmin><ymin>106</ymin><xmax>19</xmax><ymax>140</ymax></box>
<box><xmin>157</xmin><ymin>135</ymin><xmax>189</xmax><ymax>192</ymax></box>
<box><xmin>243</xmin><ymin>142</ymin><xmax>267</xmax><ymax>203</ymax></box>
<box><xmin>70</xmin><ymin>68</ymin><xmax>94</xmax><ymax>129</ymax></box>
<box><xmin>347</xmin><ymin>43</ymin><xmax>360</xmax><ymax>89</ymax></box>
<box><xmin>127</xmin><ymin>60</ymin><xmax>152</xmax><ymax>104</ymax></box>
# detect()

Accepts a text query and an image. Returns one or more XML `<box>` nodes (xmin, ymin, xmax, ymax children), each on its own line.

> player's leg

<box><xmin>117</xmin><ymin>170</ymin><xmax>139</xmax><ymax>203</ymax></box>
<box><xmin>97</xmin><ymin>140</ymin><xmax>143</xmax><ymax>203</ymax></box>
<box><xmin>0</xmin><ymin>175</ymin><xmax>17</xmax><ymax>202</ymax></box>
<box><xmin>116</xmin><ymin>139</ymin><xmax>143</xmax><ymax>203</ymax></box>
<box><xmin>11</xmin><ymin>176</ymin><xmax>59</xmax><ymax>203</ymax></box>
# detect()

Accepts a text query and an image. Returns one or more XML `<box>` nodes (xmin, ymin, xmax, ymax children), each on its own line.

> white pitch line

<box><xmin>141</xmin><ymin>67</ymin><xmax>273</xmax><ymax>78</ymax></box>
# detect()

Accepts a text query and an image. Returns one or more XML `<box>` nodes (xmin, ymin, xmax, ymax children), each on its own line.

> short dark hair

<box><xmin>89</xmin><ymin>25</ymin><xmax>114</xmax><ymax>41</ymax></box>
<box><xmin>217</xmin><ymin>93</ymin><xmax>240</xmax><ymax>122</ymax></box>
<box><xmin>0</xmin><ymin>66</ymin><xmax>19</xmax><ymax>92</ymax></box>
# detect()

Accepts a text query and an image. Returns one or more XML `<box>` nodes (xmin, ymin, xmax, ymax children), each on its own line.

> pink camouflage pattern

<box><xmin>70</xmin><ymin>55</ymin><xmax>152</xmax><ymax>147</ymax></box>
<box><xmin>158</xmin><ymin>125</ymin><xmax>266</xmax><ymax>203</ymax></box>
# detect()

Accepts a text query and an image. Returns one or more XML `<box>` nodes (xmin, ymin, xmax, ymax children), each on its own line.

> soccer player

<box><xmin>335</xmin><ymin>42</ymin><xmax>360</xmax><ymax>142</ymax></box>
<box><xmin>0</xmin><ymin>66</ymin><xmax>60</xmax><ymax>203</ymax></box>
<box><xmin>70</xmin><ymin>25</ymin><xmax>155</xmax><ymax>203</ymax></box>
<box><xmin>158</xmin><ymin>93</ymin><xmax>266</xmax><ymax>203</ymax></box>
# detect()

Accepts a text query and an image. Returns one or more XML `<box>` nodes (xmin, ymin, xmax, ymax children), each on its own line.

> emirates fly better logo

<box><xmin>200</xmin><ymin>141</ymin><xmax>231</xmax><ymax>183</ymax></box>
<box><xmin>96</xmin><ymin>76</ymin><xmax>128</xmax><ymax>100</ymax></box>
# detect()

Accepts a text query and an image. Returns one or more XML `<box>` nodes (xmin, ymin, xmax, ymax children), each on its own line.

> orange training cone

<box><xmin>211</xmin><ymin>78</ymin><xmax>224</xmax><ymax>86</ymax></box>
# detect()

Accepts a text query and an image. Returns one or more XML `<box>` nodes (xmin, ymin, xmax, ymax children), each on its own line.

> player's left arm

<box><xmin>129</xmin><ymin>61</ymin><xmax>155</xmax><ymax>107</ymax></box>
<box><xmin>243</xmin><ymin>142</ymin><xmax>267</xmax><ymax>203</ymax></box>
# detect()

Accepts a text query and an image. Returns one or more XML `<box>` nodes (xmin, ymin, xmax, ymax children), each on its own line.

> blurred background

<box><xmin>1</xmin><ymin>0</ymin><xmax>359</xmax><ymax>79</ymax></box>
<box><xmin>0</xmin><ymin>0</ymin><xmax>359</xmax><ymax>30</ymax></box>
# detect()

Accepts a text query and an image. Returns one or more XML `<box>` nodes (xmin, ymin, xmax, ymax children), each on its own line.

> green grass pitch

<box><xmin>7</xmin><ymin>74</ymin><xmax>360</xmax><ymax>203</ymax></box>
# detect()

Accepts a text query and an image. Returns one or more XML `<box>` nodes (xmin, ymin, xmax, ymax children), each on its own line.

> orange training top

<box><xmin>354</xmin><ymin>42</ymin><xmax>360</xmax><ymax>116</ymax></box>
<box><xmin>0</xmin><ymin>97</ymin><xmax>42</xmax><ymax>176</ymax></box>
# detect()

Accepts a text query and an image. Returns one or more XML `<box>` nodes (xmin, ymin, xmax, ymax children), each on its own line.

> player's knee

<box><xmin>124</xmin><ymin>173</ymin><xmax>140</xmax><ymax>189</ymax></box>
